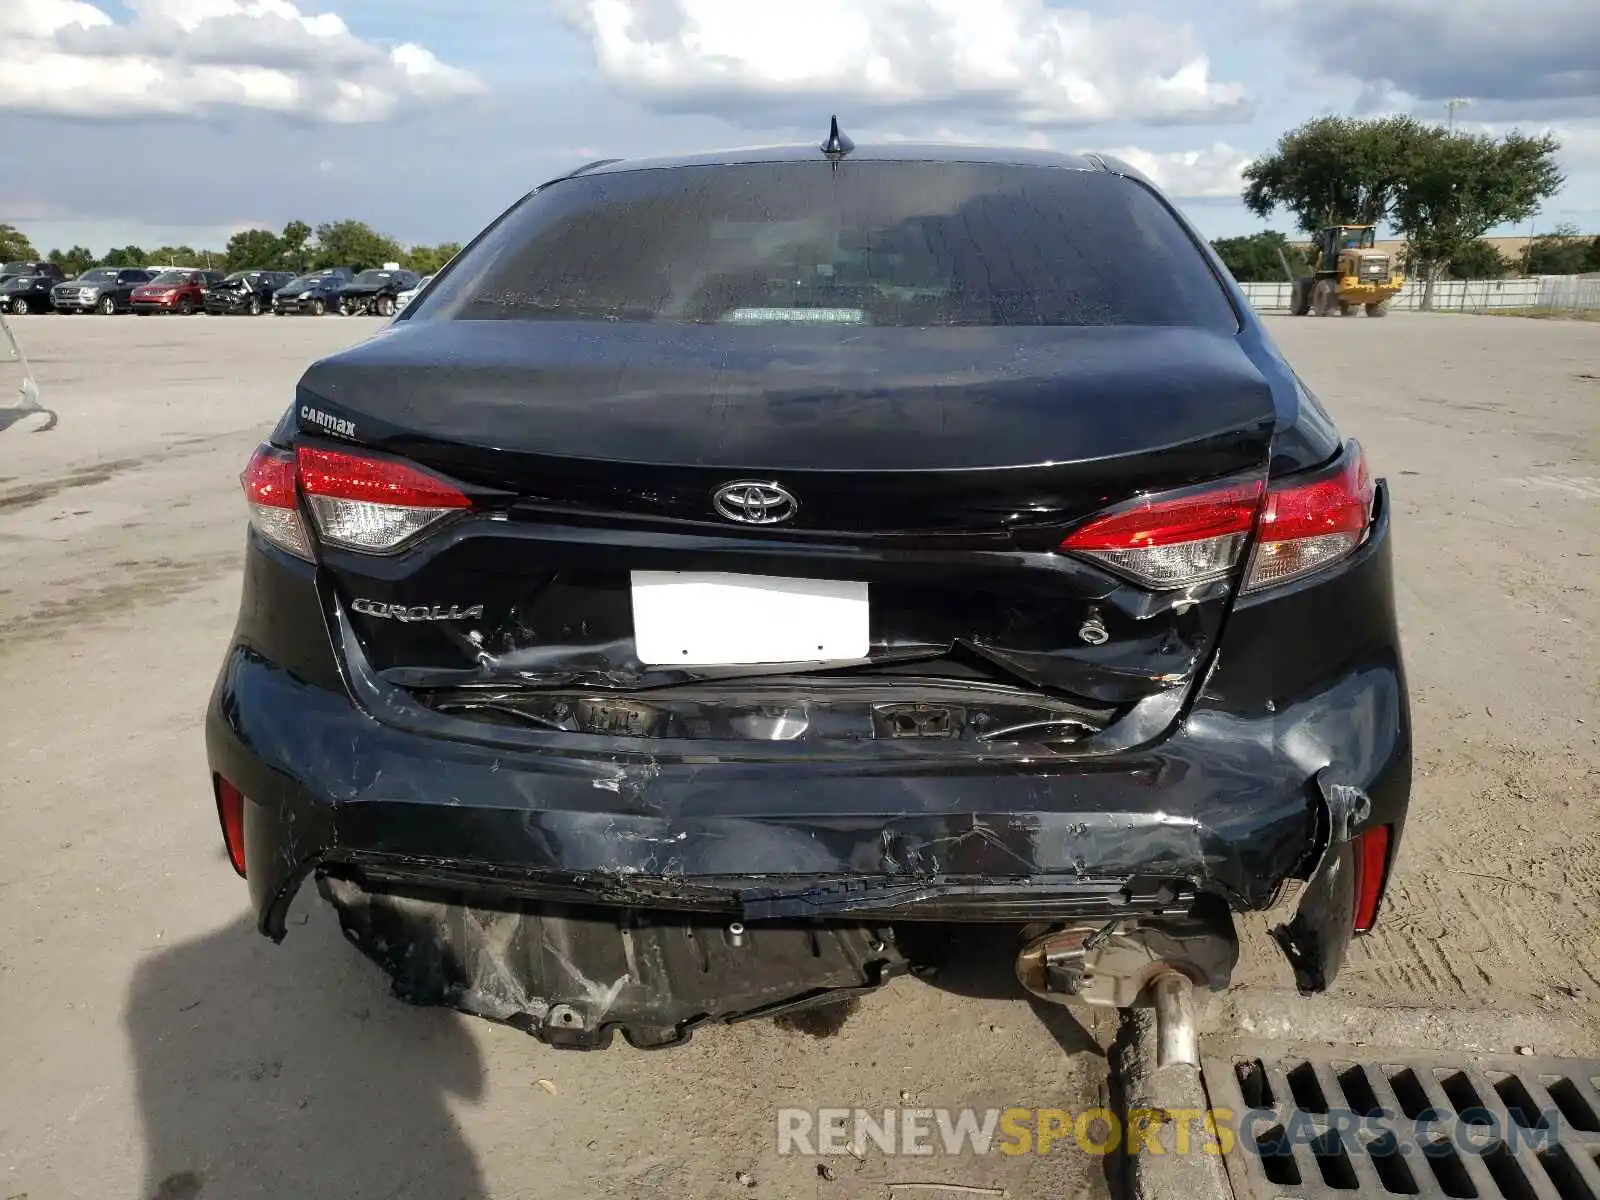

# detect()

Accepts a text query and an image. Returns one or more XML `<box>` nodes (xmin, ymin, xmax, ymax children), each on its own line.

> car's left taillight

<box><xmin>240</xmin><ymin>442</ymin><xmax>471</xmax><ymax>558</ymax></box>
<box><xmin>296</xmin><ymin>445</ymin><xmax>470</xmax><ymax>553</ymax></box>
<box><xmin>241</xmin><ymin>443</ymin><xmax>313</xmax><ymax>560</ymax></box>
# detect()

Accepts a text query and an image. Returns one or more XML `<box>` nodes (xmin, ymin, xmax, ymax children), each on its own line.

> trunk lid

<box><xmin>294</xmin><ymin>320</ymin><xmax>1278</xmax><ymax>736</ymax></box>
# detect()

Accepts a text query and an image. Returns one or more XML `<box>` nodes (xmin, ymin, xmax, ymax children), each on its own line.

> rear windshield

<box><xmin>417</xmin><ymin>162</ymin><xmax>1236</xmax><ymax>329</ymax></box>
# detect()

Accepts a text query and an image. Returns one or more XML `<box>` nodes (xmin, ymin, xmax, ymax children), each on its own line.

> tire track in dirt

<box><xmin>1344</xmin><ymin>739</ymin><xmax>1600</xmax><ymax>1018</ymax></box>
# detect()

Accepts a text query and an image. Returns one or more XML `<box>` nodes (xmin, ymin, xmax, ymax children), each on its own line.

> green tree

<box><xmin>146</xmin><ymin>245</ymin><xmax>219</xmax><ymax>268</ymax></box>
<box><xmin>1243</xmin><ymin>115</ymin><xmax>1425</xmax><ymax>234</ymax></box>
<box><xmin>1390</xmin><ymin>128</ymin><xmax>1563</xmax><ymax>307</ymax></box>
<box><xmin>225</xmin><ymin>228</ymin><xmax>285</xmax><ymax>272</ymax></box>
<box><xmin>312</xmin><ymin>220</ymin><xmax>401</xmax><ymax>272</ymax></box>
<box><xmin>1524</xmin><ymin>223</ymin><xmax>1592</xmax><ymax>275</ymax></box>
<box><xmin>1446</xmin><ymin>239</ymin><xmax>1511</xmax><ymax>279</ymax></box>
<box><xmin>101</xmin><ymin>245</ymin><xmax>148</xmax><ymax>268</ymax></box>
<box><xmin>402</xmin><ymin>242</ymin><xmax>461</xmax><ymax>276</ymax></box>
<box><xmin>0</xmin><ymin>223</ymin><xmax>37</xmax><ymax>260</ymax></box>
<box><xmin>279</xmin><ymin>220</ymin><xmax>313</xmax><ymax>272</ymax></box>
<box><xmin>49</xmin><ymin>246</ymin><xmax>96</xmax><ymax>278</ymax></box>
<box><xmin>1210</xmin><ymin>231</ymin><xmax>1312</xmax><ymax>282</ymax></box>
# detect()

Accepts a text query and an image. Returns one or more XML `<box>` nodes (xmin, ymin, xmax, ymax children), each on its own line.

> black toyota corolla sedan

<box><xmin>206</xmin><ymin>132</ymin><xmax>1410</xmax><ymax>1048</ymax></box>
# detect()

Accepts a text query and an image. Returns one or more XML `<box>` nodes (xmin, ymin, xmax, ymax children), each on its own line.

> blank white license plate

<box><xmin>630</xmin><ymin>571</ymin><xmax>870</xmax><ymax>666</ymax></box>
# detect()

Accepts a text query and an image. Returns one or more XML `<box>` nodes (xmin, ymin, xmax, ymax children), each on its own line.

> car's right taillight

<box><xmin>1243</xmin><ymin>443</ymin><xmax>1375</xmax><ymax>593</ymax></box>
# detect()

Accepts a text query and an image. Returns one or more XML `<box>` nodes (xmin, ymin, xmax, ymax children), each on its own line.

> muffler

<box><xmin>1013</xmin><ymin>906</ymin><xmax>1238</xmax><ymax>1015</ymax></box>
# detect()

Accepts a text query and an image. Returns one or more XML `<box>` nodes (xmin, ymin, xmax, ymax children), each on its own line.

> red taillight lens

<box><xmin>1059</xmin><ymin>479</ymin><xmax>1264</xmax><ymax>590</ymax></box>
<box><xmin>241</xmin><ymin>443</ymin><xmax>313</xmax><ymax>560</ymax></box>
<box><xmin>215</xmin><ymin>776</ymin><xmax>247</xmax><ymax>877</ymax></box>
<box><xmin>1245</xmin><ymin>443</ymin><xmax>1375</xmax><ymax>592</ymax></box>
<box><xmin>1351</xmin><ymin>823</ymin><xmax>1391</xmax><ymax>933</ymax></box>
<box><xmin>297</xmin><ymin>446</ymin><xmax>469</xmax><ymax>553</ymax></box>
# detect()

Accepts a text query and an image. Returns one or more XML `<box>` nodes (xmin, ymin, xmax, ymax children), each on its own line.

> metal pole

<box><xmin>1149</xmin><ymin>971</ymin><xmax>1198</xmax><ymax>1068</ymax></box>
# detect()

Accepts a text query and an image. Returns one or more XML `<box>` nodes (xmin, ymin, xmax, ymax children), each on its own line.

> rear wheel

<box><xmin>1310</xmin><ymin>278</ymin><xmax>1338</xmax><ymax>317</ymax></box>
<box><xmin>178</xmin><ymin>296</ymin><xmax>194</xmax><ymax>315</ymax></box>
<box><xmin>99</xmin><ymin>296</ymin><xmax>117</xmax><ymax>315</ymax></box>
<box><xmin>1338</xmin><ymin>302</ymin><xmax>1355</xmax><ymax>317</ymax></box>
<box><xmin>1365</xmin><ymin>300</ymin><xmax>1390</xmax><ymax>318</ymax></box>
<box><xmin>9</xmin><ymin>298</ymin><xmax>28</xmax><ymax>315</ymax></box>
<box><xmin>1290</xmin><ymin>278</ymin><xmax>1312</xmax><ymax>316</ymax></box>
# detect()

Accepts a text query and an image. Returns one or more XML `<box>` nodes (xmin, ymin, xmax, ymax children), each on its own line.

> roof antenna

<box><xmin>820</xmin><ymin>115</ymin><xmax>854</xmax><ymax>161</ymax></box>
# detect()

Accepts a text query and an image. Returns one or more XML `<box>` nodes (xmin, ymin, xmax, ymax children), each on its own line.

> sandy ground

<box><xmin>0</xmin><ymin>311</ymin><xmax>1596</xmax><ymax>1200</ymax></box>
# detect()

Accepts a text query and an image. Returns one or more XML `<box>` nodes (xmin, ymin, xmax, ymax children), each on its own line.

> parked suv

<box><xmin>132</xmin><ymin>269</ymin><xmax>225</xmax><ymax>315</ymax></box>
<box><xmin>272</xmin><ymin>268</ymin><xmax>353</xmax><ymax>316</ymax></box>
<box><xmin>204</xmin><ymin>270</ymin><xmax>295</xmax><ymax>315</ymax></box>
<box><xmin>1</xmin><ymin>261</ymin><xmax>63</xmax><ymax>288</ymax></box>
<box><xmin>1</xmin><ymin>270</ymin><xmax>62</xmax><ymax>315</ymax></box>
<box><xmin>53</xmin><ymin>267</ymin><xmax>154</xmax><ymax>314</ymax></box>
<box><xmin>208</xmin><ymin>139</ymin><xmax>1410</xmax><ymax>1049</ymax></box>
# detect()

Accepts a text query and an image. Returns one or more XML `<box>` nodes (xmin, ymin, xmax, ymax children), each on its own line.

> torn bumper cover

<box><xmin>205</xmin><ymin>497</ymin><xmax>1408</xmax><ymax>1047</ymax></box>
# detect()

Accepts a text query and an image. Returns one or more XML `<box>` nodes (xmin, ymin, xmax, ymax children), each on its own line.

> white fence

<box><xmin>1240</xmin><ymin>274</ymin><xmax>1600</xmax><ymax>313</ymax></box>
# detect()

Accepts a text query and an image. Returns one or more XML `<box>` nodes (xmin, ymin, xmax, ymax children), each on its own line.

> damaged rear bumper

<box><xmin>205</xmin><ymin>493</ymin><xmax>1409</xmax><ymax>1044</ymax></box>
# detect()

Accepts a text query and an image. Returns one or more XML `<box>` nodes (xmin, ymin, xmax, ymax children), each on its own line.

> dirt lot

<box><xmin>1</xmin><ymin>313</ymin><xmax>1596</xmax><ymax>1200</ymax></box>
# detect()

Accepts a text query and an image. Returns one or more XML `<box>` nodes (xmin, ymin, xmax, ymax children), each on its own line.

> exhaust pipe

<box><xmin>1149</xmin><ymin>970</ymin><xmax>1199</xmax><ymax>1067</ymax></box>
<box><xmin>1014</xmin><ymin>906</ymin><xmax>1238</xmax><ymax>1015</ymax></box>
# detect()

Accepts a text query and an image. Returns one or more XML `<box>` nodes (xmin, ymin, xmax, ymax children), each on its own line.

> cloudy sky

<box><xmin>1</xmin><ymin>0</ymin><xmax>1597</xmax><ymax>254</ymax></box>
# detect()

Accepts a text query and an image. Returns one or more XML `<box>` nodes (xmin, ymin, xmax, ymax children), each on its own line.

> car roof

<box><xmin>574</xmin><ymin>141</ymin><xmax>1144</xmax><ymax>181</ymax></box>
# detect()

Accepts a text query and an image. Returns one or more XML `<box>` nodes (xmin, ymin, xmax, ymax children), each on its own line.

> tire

<box><xmin>1365</xmin><ymin>300</ymin><xmax>1390</xmax><ymax>318</ymax></box>
<box><xmin>178</xmin><ymin>296</ymin><xmax>194</xmax><ymax>315</ymax></box>
<box><xmin>376</xmin><ymin>295</ymin><xmax>396</xmax><ymax>318</ymax></box>
<box><xmin>99</xmin><ymin>296</ymin><xmax>117</xmax><ymax>315</ymax></box>
<box><xmin>1310</xmin><ymin>278</ymin><xmax>1339</xmax><ymax>317</ymax></box>
<box><xmin>1338</xmin><ymin>302</ymin><xmax>1355</xmax><ymax>317</ymax></box>
<box><xmin>8</xmin><ymin>298</ymin><xmax>28</xmax><ymax>316</ymax></box>
<box><xmin>1290</xmin><ymin>278</ymin><xmax>1312</xmax><ymax>316</ymax></box>
<box><xmin>310</xmin><ymin>298</ymin><xmax>326</xmax><ymax>316</ymax></box>
<box><xmin>249</xmin><ymin>296</ymin><xmax>262</xmax><ymax>315</ymax></box>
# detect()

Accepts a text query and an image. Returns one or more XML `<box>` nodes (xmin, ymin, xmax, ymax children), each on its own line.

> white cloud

<box><xmin>1264</xmin><ymin>0</ymin><xmax>1600</xmax><ymax>109</ymax></box>
<box><xmin>0</xmin><ymin>0</ymin><xmax>482</xmax><ymax>121</ymax></box>
<box><xmin>558</xmin><ymin>0</ymin><xmax>1251</xmax><ymax>127</ymax></box>
<box><xmin>1090</xmin><ymin>143</ymin><xmax>1252</xmax><ymax>198</ymax></box>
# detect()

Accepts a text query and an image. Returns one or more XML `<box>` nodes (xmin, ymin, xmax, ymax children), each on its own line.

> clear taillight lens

<box><xmin>1059</xmin><ymin>443</ymin><xmax>1376</xmax><ymax>594</ymax></box>
<box><xmin>1244</xmin><ymin>444</ymin><xmax>1374</xmax><ymax>593</ymax></box>
<box><xmin>239</xmin><ymin>443</ymin><xmax>470</xmax><ymax>558</ymax></box>
<box><xmin>1059</xmin><ymin>478</ymin><xmax>1264</xmax><ymax>590</ymax></box>
<box><xmin>296</xmin><ymin>445</ymin><xmax>469</xmax><ymax>553</ymax></box>
<box><xmin>240</xmin><ymin>444</ymin><xmax>313</xmax><ymax>560</ymax></box>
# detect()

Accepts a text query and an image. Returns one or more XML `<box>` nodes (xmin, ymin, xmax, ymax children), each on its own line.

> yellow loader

<box><xmin>1289</xmin><ymin>224</ymin><xmax>1405</xmax><ymax>317</ymax></box>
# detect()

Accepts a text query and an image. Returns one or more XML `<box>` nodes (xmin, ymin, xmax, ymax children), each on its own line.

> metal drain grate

<box><xmin>1202</xmin><ymin>1047</ymin><xmax>1600</xmax><ymax>1199</ymax></box>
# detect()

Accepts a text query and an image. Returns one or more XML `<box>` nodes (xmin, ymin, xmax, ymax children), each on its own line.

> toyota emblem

<box><xmin>713</xmin><ymin>481</ymin><xmax>798</xmax><ymax>525</ymax></box>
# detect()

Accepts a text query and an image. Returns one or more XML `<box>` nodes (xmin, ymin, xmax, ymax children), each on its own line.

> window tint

<box><xmin>419</xmin><ymin>162</ymin><xmax>1235</xmax><ymax>329</ymax></box>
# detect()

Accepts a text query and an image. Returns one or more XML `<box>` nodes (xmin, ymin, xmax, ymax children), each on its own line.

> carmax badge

<box><xmin>352</xmin><ymin>599</ymin><xmax>485</xmax><ymax>622</ymax></box>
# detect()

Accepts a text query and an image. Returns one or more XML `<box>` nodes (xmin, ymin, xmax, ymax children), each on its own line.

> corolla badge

<box><xmin>352</xmin><ymin>599</ymin><xmax>484</xmax><ymax>622</ymax></box>
<box><xmin>713</xmin><ymin>481</ymin><xmax>798</xmax><ymax>525</ymax></box>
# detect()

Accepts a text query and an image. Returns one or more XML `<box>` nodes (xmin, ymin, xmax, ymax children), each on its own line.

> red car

<box><xmin>131</xmin><ymin>269</ymin><xmax>225</xmax><ymax>314</ymax></box>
